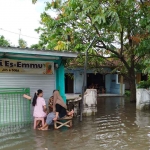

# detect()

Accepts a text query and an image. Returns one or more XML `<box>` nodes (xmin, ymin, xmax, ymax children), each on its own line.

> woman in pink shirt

<box><xmin>32</xmin><ymin>89</ymin><xmax>47</xmax><ymax>120</ymax></box>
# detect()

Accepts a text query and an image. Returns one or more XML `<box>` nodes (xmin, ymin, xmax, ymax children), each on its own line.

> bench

<box><xmin>54</xmin><ymin>116</ymin><xmax>73</xmax><ymax>129</ymax></box>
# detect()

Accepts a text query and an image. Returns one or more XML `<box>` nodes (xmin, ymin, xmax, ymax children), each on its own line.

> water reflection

<box><xmin>1</xmin><ymin>97</ymin><xmax>150</xmax><ymax>150</ymax></box>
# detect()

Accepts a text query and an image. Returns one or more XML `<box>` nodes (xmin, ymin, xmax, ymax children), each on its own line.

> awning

<box><xmin>0</xmin><ymin>46</ymin><xmax>78</xmax><ymax>60</ymax></box>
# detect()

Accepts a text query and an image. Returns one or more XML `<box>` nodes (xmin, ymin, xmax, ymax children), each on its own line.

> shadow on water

<box><xmin>1</xmin><ymin>97</ymin><xmax>150</xmax><ymax>150</ymax></box>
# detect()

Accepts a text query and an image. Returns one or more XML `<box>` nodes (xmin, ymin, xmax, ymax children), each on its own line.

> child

<box><xmin>32</xmin><ymin>89</ymin><xmax>47</xmax><ymax>129</ymax></box>
<box><xmin>67</xmin><ymin>103</ymin><xmax>74</xmax><ymax>117</ymax></box>
<box><xmin>48</xmin><ymin>96</ymin><xmax>54</xmax><ymax>113</ymax></box>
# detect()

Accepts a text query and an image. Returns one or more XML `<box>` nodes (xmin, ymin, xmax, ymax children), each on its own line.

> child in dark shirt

<box><xmin>48</xmin><ymin>96</ymin><xmax>54</xmax><ymax>113</ymax></box>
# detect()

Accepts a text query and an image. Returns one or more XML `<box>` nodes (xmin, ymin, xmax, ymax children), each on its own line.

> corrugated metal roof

<box><xmin>0</xmin><ymin>46</ymin><xmax>78</xmax><ymax>58</ymax></box>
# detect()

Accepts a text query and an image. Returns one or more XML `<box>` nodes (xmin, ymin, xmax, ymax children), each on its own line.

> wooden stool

<box><xmin>34</xmin><ymin>117</ymin><xmax>45</xmax><ymax>129</ymax></box>
<box><xmin>54</xmin><ymin>116</ymin><xmax>73</xmax><ymax>129</ymax></box>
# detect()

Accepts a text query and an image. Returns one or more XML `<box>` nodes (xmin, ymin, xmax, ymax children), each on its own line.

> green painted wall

<box><xmin>55</xmin><ymin>60</ymin><xmax>66</xmax><ymax>103</ymax></box>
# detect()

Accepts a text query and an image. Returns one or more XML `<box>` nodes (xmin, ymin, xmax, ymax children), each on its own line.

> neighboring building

<box><xmin>65</xmin><ymin>68</ymin><xmax>124</xmax><ymax>94</ymax></box>
<box><xmin>65</xmin><ymin>68</ymin><xmax>147</xmax><ymax>95</ymax></box>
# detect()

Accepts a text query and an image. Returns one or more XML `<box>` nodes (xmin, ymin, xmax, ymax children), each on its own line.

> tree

<box><xmin>18</xmin><ymin>38</ymin><xmax>27</xmax><ymax>48</ymax></box>
<box><xmin>30</xmin><ymin>43</ymin><xmax>41</xmax><ymax>49</ymax></box>
<box><xmin>0</xmin><ymin>35</ymin><xmax>10</xmax><ymax>47</ymax></box>
<box><xmin>33</xmin><ymin>0</ymin><xmax>150</xmax><ymax>102</ymax></box>
<box><xmin>30</xmin><ymin>42</ymin><xmax>47</xmax><ymax>50</ymax></box>
<box><xmin>32</xmin><ymin>0</ymin><xmax>37</xmax><ymax>4</ymax></box>
<box><xmin>137</xmin><ymin>36</ymin><xmax>150</xmax><ymax>74</ymax></box>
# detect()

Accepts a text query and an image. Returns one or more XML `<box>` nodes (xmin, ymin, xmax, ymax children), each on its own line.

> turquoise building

<box><xmin>0</xmin><ymin>46</ymin><xmax>77</xmax><ymax>103</ymax></box>
<box><xmin>0</xmin><ymin>46</ymin><xmax>77</xmax><ymax>126</ymax></box>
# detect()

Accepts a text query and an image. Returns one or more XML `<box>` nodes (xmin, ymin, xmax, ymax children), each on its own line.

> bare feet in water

<box><xmin>38</xmin><ymin>126</ymin><xmax>48</xmax><ymax>131</ymax></box>
<box><xmin>41</xmin><ymin>127</ymin><xmax>48</xmax><ymax>130</ymax></box>
<box><xmin>67</xmin><ymin>110</ymin><xmax>74</xmax><ymax>117</ymax></box>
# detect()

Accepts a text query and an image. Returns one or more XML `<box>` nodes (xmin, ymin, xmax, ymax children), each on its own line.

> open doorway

<box><xmin>87</xmin><ymin>73</ymin><xmax>105</xmax><ymax>93</ymax></box>
<box><xmin>65</xmin><ymin>73</ymin><xmax>74</xmax><ymax>93</ymax></box>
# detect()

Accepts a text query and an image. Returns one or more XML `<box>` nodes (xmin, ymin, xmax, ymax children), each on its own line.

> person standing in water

<box><xmin>32</xmin><ymin>89</ymin><xmax>47</xmax><ymax>128</ymax></box>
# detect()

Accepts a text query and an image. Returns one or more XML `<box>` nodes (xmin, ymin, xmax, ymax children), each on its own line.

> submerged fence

<box><xmin>0</xmin><ymin>88</ymin><xmax>32</xmax><ymax>128</ymax></box>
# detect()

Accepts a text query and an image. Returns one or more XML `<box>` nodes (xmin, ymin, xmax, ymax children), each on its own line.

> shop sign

<box><xmin>0</xmin><ymin>59</ymin><xmax>54</xmax><ymax>75</ymax></box>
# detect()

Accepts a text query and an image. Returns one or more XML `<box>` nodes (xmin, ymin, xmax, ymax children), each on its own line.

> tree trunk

<box><xmin>128</xmin><ymin>68</ymin><xmax>136</xmax><ymax>102</ymax></box>
<box><xmin>129</xmin><ymin>79</ymin><xmax>136</xmax><ymax>102</ymax></box>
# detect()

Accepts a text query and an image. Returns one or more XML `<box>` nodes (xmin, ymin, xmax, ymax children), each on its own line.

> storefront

<box><xmin>0</xmin><ymin>46</ymin><xmax>77</xmax><ymax>102</ymax></box>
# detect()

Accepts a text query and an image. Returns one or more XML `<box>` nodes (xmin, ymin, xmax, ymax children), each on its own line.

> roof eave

<box><xmin>0</xmin><ymin>46</ymin><xmax>78</xmax><ymax>58</ymax></box>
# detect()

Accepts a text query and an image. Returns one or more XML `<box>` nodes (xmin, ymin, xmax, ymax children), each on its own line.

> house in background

<box><xmin>65</xmin><ymin>67</ymin><xmax>125</xmax><ymax>94</ymax></box>
<box><xmin>65</xmin><ymin>66</ymin><xmax>148</xmax><ymax>95</ymax></box>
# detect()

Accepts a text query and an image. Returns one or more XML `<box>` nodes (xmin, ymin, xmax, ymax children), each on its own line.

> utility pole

<box><xmin>19</xmin><ymin>29</ymin><xmax>21</xmax><ymax>41</ymax></box>
<box><xmin>80</xmin><ymin>36</ymin><xmax>96</xmax><ymax>121</ymax></box>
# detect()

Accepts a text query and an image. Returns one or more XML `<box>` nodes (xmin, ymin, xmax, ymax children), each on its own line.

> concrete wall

<box><xmin>136</xmin><ymin>88</ymin><xmax>150</xmax><ymax>110</ymax></box>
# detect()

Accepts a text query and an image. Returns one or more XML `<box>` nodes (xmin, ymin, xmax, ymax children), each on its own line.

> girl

<box><xmin>32</xmin><ymin>89</ymin><xmax>47</xmax><ymax>128</ymax></box>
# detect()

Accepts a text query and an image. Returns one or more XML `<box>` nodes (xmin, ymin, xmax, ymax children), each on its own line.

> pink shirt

<box><xmin>33</xmin><ymin>97</ymin><xmax>47</xmax><ymax>118</ymax></box>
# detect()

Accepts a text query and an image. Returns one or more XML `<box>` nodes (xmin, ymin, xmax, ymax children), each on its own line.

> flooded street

<box><xmin>1</xmin><ymin>97</ymin><xmax>150</xmax><ymax>150</ymax></box>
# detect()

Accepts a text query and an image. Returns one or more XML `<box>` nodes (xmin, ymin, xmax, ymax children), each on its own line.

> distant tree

<box><xmin>30</xmin><ymin>42</ymin><xmax>46</xmax><ymax>49</ymax></box>
<box><xmin>30</xmin><ymin>44</ymin><xmax>40</xmax><ymax>49</ymax></box>
<box><xmin>0</xmin><ymin>35</ymin><xmax>10</xmax><ymax>47</ymax></box>
<box><xmin>18</xmin><ymin>38</ymin><xmax>27</xmax><ymax>48</ymax></box>
<box><xmin>32</xmin><ymin>0</ymin><xmax>37</xmax><ymax>4</ymax></box>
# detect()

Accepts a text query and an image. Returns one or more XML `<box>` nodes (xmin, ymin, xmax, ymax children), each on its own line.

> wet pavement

<box><xmin>1</xmin><ymin>97</ymin><xmax>150</xmax><ymax>150</ymax></box>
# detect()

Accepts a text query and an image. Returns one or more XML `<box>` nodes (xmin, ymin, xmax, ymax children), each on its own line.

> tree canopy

<box><xmin>0</xmin><ymin>35</ymin><xmax>10</xmax><ymax>47</ymax></box>
<box><xmin>33</xmin><ymin>0</ymin><xmax>150</xmax><ymax>101</ymax></box>
<box><xmin>18</xmin><ymin>38</ymin><xmax>27</xmax><ymax>48</ymax></box>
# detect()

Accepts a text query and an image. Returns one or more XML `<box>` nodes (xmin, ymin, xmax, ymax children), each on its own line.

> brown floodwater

<box><xmin>1</xmin><ymin>97</ymin><xmax>150</xmax><ymax>150</ymax></box>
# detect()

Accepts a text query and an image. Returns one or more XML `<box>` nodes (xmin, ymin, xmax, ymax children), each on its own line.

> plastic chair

<box><xmin>34</xmin><ymin>117</ymin><xmax>45</xmax><ymax>129</ymax></box>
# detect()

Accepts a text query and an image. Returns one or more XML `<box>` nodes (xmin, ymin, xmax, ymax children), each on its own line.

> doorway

<box><xmin>87</xmin><ymin>73</ymin><xmax>105</xmax><ymax>93</ymax></box>
<box><xmin>65</xmin><ymin>73</ymin><xmax>74</xmax><ymax>93</ymax></box>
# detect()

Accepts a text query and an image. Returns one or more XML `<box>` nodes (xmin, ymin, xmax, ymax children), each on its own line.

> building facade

<box><xmin>0</xmin><ymin>46</ymin><xmax>77</xmax><ymax>103</ymax></box>
<box><xmin>65</xmin><ymin>68</ymin><xmax>125</xmax><ymax>94</ymax></box>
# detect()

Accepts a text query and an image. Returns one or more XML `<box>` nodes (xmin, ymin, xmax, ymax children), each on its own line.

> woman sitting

<box><xmin>48</xmin><ymin>95</ymin><xmax>74</xmax><ymax>116</ymax></box>
<box><xmin>39</xmin><ymin>90</ymin><xmax>73</xmax><ymax>130</ymax></box>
